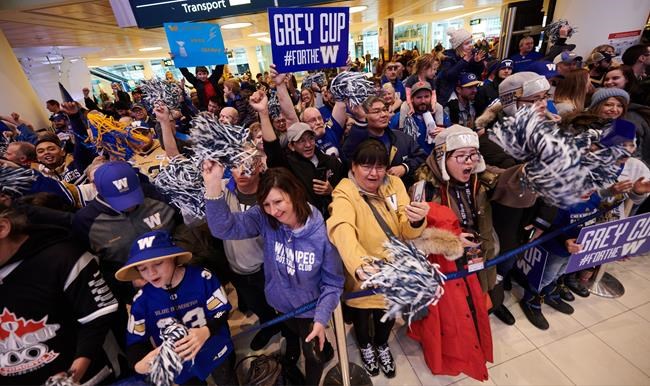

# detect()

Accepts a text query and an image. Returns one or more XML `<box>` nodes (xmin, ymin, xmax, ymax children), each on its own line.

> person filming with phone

<box><xmin>248</xmin><ymin>89</ymin><xmax>343</xmax><ymax>217</ymax></box>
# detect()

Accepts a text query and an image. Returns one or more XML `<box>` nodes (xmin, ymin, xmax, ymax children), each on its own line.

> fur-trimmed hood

<box><xmin>413</xmin><ymin>227</ymin><xmax>464</xmax><ymax>261</ymax></box>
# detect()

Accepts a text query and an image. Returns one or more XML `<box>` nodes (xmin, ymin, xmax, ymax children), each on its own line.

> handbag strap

<box><xmin>362</xmin><ymin>194</ymin><xmax>397</xmax><ymax>239</ymax></box>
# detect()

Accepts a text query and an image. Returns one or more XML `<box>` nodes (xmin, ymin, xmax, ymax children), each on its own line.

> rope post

<box><xmin>588</xmin><ymin>263</ymin><xmax>625</xmax><ymax>298</ymax></box>
<box><xmin>332</xmin><ymin>303</ymin><xmax>351</xmax><ymax>386</ymax></box>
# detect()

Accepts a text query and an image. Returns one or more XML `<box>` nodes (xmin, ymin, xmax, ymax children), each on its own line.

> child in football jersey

<box><xmin>116</xmin><ymin>230</ymin><xmax>237</xmax><ymax>385</ymax></box>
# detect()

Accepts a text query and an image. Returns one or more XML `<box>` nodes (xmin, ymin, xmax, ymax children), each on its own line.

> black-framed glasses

<box><xmin>452</xmin><ymin>152</ymin><xmax>481</xmax><ymax>164</ymax></box>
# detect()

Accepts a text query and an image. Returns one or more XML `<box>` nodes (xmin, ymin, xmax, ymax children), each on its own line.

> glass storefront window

<box><xmin>431</xmin><ymin>21</ymin><xmax>464</xmax><ymax>50</ymax></box>
<box><xmin>394</xmin><ymin>23</ymin><xmax>430</xmax><ymax>53</ymax></box>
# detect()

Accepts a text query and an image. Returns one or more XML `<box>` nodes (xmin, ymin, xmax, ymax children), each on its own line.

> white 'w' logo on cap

<box><xmin>137</xmin><ymin>235</ymin><xmax>156</xmax><ymax>250</ymax></box>
<box><xmin>143</xmin><ymin>213</ymin><xmax>162</xmax><ymax>229</ymax></box>
<box><xmin>112</xmin><ymin>177</ymin><xmax>129</xmax><ymax>192</ymax></box>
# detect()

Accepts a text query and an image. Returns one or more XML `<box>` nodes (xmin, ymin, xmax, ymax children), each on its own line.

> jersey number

<box><xmin>155</xmin><ymin>307</ymin><xmax>207</xmax><ymax>330</ymax></box>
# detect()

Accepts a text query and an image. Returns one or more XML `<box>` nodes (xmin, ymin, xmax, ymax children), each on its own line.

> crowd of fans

<box><xmin>1</xmin><ymin>20</ymin><xmax>650</xmax><ymax>386</ymax></box>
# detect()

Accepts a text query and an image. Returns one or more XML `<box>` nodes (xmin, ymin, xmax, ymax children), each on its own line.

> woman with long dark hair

<box><xmin>202</xmin><ymin>165</ymin><xmax>344</xmax><ymax>385</ymax></box>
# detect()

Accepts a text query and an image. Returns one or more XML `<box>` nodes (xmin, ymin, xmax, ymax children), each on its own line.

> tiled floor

<box><xmin>227</xmin><ymin>255</ymin><xmax>650</xmax><ymax>385</ymax></box>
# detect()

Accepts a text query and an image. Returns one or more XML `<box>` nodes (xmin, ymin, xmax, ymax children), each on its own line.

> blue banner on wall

<box><xmin>164</xmin><ymin>22</ymin><xmax>228</xmax><ymax>67</ymax></box>
<box><xmin>268</xmin><ymin>7</ymin><xmax>349</xmax><ymax>73</ymax></box>
<box><xmin>515</xmin><ymin>246</ymin><xmax>549</xmax><ymax>292</ymax></box>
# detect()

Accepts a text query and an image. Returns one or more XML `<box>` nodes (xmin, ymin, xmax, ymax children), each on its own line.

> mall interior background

<box><xmin>0</xmin><ymin>0</ymin><xmax>648</xmax><ymax>130</ymax></box>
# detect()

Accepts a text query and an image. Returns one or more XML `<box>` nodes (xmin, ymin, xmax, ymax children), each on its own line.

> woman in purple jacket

<box><xmin>202</xmin><ymin>163</ymin><xmax>344</xmax><ymax>385</ymax></box>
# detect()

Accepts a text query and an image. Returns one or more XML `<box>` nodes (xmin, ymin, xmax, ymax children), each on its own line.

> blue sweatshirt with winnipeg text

<box><xmin>205</xmin><ymin>197</ymin><xmax>344</xmax><ymax>325</ymax></box>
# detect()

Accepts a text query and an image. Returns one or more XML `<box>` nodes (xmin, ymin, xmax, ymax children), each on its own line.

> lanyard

<box><xmin>453</xmin><ymin>183</ymin><xmax>477</xmax><ymax>229</ymax></box>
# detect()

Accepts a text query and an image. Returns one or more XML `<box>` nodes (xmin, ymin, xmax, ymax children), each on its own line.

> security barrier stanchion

<box><xmin>323</xmin><ymin>304</ymin><xmax>372</xmax><ymax>386</ymax></box>
<box><xmin>589</xmin><ymin>263</ymin><xmax>625</xmax><ymax>298</ymax></box>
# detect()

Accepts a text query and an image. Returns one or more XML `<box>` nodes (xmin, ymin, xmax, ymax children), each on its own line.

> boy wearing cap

<box><xmin>117</xmin><ymin>230</ymin><xmax>237</xmax><ymax>385</ymax></box>
<box><xmin>446</xmin><ymin>72</ymin><xmax>481</xmax><ymax>129</ymax></box>
<box><xmin>179</xmin><ymin>65</ymin><xmax>224</xmax><ymax>111</ymax></box>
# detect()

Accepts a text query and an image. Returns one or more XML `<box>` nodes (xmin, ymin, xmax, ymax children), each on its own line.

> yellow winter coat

<box><xmin>327</xmin><ymin>175</ymin><xmax>426</xmax><ymax>309</ymax></box>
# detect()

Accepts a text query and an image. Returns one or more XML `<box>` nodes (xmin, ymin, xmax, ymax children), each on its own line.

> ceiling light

<box><xmin>350</xmin><ymin>6</ymin><xmax>367</xmax><ymax>13</ymax></box>
<box><xmin>445</xmin><ymin>7</ymin><xmax>494</xmax><ymax>21</ymax></box>
<box><xmin>439</xmin><ymin>5</ymin><xmax>464</xmax><ymax>11</ymax></box>
<box><xmin>248</xmin><ymin>32</ymin><xmax>269</xmax><ymax>37</ymax></box>
<box><xmin>139</xmin><ymin>46</ymin><xmax>162</xmax><ymax>52</ymax></box>
<box><xmin>257</xmin><ymin>37</ymin><xmax>272</xmax><ymax>43</ymax></box>
<box><xmin>394</xmin><ymin>20</ymin><xmax>413</xmax><ymax>27</ymax></box>
<box><xmin>221</xmin><ymin>22</ymin><xmax>252</xmax><ymax>29</ymax></box>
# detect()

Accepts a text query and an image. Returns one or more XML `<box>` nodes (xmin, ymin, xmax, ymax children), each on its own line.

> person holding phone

<box><xmin>327</xmin><ymin>139</ymin><xmax>430</xmax><ymax>378</ymax></box>
<box><xmin>248</xmin><ymin>89</ymin><xmax>344</xmax><ymax>217</ymax></box>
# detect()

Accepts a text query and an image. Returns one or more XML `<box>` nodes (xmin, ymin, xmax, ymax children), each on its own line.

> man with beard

<box><xmin>587</xmin><ymin>51</ymin><xmax>613</xmax><ymax>88</ymax></box>
<box><xmin>446</xmin><ymin>72</ymin><xmax>481</xmax><ymax>129</ymax></box>
<box><xmin>389</xmin><ymin>81</ymin><xmax>442</xmax><ymax>155</ymax></box>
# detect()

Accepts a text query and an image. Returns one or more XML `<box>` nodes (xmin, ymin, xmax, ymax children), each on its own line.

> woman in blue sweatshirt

<box><xmin>202</xmin><ymin>164</ymin><xmax>344</xmax><ymax>385</ymax></box>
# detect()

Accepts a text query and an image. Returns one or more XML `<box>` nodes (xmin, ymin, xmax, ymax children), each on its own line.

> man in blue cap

<box><xmin>446</xmin><ymin>72</ymin><xmax>481</xmax><ymax>129</ymax></box>
<box><xmin>72</xmin><ymin>160</ymin><xmax>177</xmax><ymax>303</ymax></box>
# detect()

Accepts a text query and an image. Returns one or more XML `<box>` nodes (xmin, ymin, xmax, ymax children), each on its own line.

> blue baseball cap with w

<box><xmin>94</xmin><ymin>161</ymin><xmax>144</xmax><ymax>211</ymax></box>
<box><xmin>115</xmin><ymin>230</ymin><xmax>192</xmax><ymax>281</ymax></box>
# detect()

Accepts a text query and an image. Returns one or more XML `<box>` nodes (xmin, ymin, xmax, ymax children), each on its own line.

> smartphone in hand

<box><xmin>411</xmin><ymin>180</ymin><xmax>426</xmax><ymax>202</ymax></box>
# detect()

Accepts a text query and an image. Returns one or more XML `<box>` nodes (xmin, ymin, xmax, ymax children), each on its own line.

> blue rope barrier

<box><xmin>233</xmin><ymin>201</ymin><xmax>621</xmax><ymax>338</ymax></box>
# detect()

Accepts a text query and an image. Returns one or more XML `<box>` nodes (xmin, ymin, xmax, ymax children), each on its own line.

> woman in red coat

<box><xmin>409</xmin><ymin>200</ymin><xmax>493</xmax><ymax>381</ymax></box>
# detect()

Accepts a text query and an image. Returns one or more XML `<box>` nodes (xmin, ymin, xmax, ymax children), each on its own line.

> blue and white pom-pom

<box><xmin>45</xmin><ymin>374</ymin><xmax>78</xmax><ymax>386</ymax></box>
<box><xmin>361</xmin><ymin>237</ymin><xmax>446</xmax><ymax>326</ymax></box>
<box><xmin>489</xmin><ymin>106</ymin><xmax>588</xmax><ymax>208</ymax></box>
<box><xmin>148</xmin><ymin>322</ymin><xmax>189</xmax><ymax>386</ymax></box>
<box><xmin>543</xmin><ymin>19</ymin><xmax>576</xmax><ymax>43</ymax></box>
<box><xmin>402</xmin><ymin>115</ymin><xmax>420</xmax><ymax>142</ymax></box>
<box><xmin>301</xmin><ymin>72</ymin><xmax>326</xmax><ymax>90</ymax></box>
<box><xmin>267</xmin><ymin>91</ymin><xmax>282</xmax><ymax>119</ymax></box>
<box><xmin>189</xmin><ymin>113</ymin><xmax>256</xmax><ymax>173</ymax></box>
<box><xmin>330</xmin><ymin>71</ymin><xmax>376</xmax><ymax>107</ymax></box>
<box><xmin>154</xmin><ymin>156</ymin><xmax>205</xmax><ymax>220</ymax></box>
<box><xmin>140</xmin><ymin>78</ymin><xmax>183</xmax><ymax>110</ymax></box>
<box><xmin>0</xmin><ymin>166</ymin><xmax>37</xmax><ymax>197</ymax></box>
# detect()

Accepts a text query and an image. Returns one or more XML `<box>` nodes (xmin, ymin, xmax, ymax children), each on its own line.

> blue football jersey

<box><xmin>127</xmin><ymin>265</ymin><xmax>233</xmax><ymax>383</ymax></box>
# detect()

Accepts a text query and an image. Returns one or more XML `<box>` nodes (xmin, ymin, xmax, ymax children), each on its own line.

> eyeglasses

<box><xmin>358</xmin><ymin>164</ymin><xmax>387</xmax><ymax>173</ymax></box>
<box><xmin>518</xmin><ymin>93</ymin><xmax>551</xmax><ymax>104</ymax></box>
<box><xmin>452</xmin><ymin>152</ymin><xmax>481</xmax><ymax>164</ymax></box>
<box><xmin>366</xmin><ymin>107</ymin><xmax>390</xmax><ymax>115</ymax></box>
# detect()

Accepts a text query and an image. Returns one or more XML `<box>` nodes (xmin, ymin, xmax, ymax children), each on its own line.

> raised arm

<box><xmin>153</xmin><ymin>103</ymin><xmax>180</xmax><ymax>157</ymax></box>
<box><xmin>270</xmin><ymin>64</ymin><xmax>300</xmax><ymax>126</ymax></box>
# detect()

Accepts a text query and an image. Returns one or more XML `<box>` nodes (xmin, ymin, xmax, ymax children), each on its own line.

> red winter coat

<box><xmin>409</xmin><ymin>202</ymin><xmax>493</xmax><ymax>381</ymax></box>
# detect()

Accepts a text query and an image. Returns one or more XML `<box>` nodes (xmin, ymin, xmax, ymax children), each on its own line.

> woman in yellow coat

<box><xmin>327</xmin><ymin>139</ymin><xmax>429</xmax><ymax>378</ymax></box>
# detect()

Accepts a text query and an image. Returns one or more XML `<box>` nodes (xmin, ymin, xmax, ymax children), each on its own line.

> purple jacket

<box><xmin>205</xmin><ymin>197</ymin><xmax>344</xmax><ymax>325</ymax></box>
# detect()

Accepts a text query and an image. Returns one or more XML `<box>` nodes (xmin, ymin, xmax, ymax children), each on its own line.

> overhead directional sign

<box><xmin>128</xmin><ymin>0</ymin><xmax>334</xmax><ymax>29</ymax></box>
